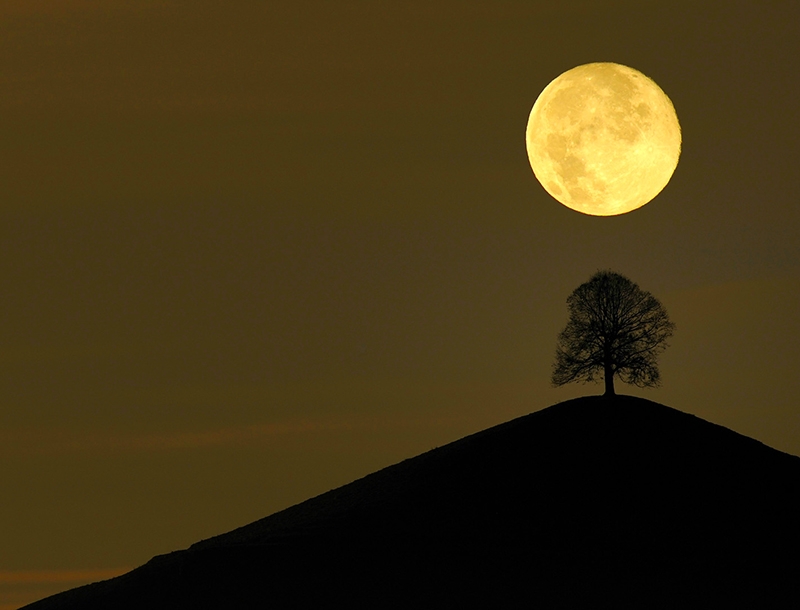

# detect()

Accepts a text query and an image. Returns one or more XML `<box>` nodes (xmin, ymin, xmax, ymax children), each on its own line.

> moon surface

<box><xmin>526</xmin><ymin>62</ymin><xmax>681</xmax><ymax>216</ymax></box>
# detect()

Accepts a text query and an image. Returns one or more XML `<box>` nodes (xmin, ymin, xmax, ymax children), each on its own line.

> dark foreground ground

<box><xmin>23</xmin><ymin>396</ymin><xmax>800</xmax><ymax>609</ymax></box>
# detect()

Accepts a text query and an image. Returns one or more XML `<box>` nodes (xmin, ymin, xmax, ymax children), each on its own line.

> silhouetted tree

<box><xmin>552</xmin><ymin>270</ymin><xmax>674</xmax><ymax>396</ymax></box>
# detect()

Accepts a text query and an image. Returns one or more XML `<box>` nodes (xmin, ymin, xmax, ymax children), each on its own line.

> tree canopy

<box><xmin>552</xmin><ymin>270</ymin><xmax>675</xmax><ymax>396</ymax></box>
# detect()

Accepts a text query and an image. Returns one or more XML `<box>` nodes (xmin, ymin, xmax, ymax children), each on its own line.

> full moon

<box><xmin>526</xmin><ymin>62</ymin><xmax>681</xmax><ymax>216</ymax></box>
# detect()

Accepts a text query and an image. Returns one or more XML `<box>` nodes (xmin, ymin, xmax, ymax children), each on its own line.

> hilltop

<box><xmin>24</xmin><ymin>396</ymin><xmax>800</xmax><ymax>608</ymax></box>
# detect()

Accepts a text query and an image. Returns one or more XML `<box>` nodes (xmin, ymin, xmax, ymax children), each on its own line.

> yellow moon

<box><xmin>526</xmin><ymin>62</ymin><xmax>681</xmax><ymax>216</ymax></box>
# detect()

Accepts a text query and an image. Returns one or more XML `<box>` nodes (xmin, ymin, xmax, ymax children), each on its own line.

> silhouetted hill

<box><xmin>23</xmin><ymin>396</ymin><xmax>800</xmax><ymax>609</ymax></box>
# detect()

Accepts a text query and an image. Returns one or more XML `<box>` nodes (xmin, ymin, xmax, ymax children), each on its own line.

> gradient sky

<box><xmin>2</xmin><ymin>1</ymin><xmax>799</xmax><ymax>607</ymax></box>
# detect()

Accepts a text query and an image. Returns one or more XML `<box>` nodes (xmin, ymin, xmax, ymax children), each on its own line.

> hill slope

<box><xmin>23</xmin><ymin>396</ymin><xmax>800</xmax><ymax>608</ymax></box>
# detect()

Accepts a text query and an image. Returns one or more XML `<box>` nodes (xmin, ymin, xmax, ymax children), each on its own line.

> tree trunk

<box><xmin>604</xmin><ymin>361</ymin><xmax>615</xmax><ymax>396</ymax></box>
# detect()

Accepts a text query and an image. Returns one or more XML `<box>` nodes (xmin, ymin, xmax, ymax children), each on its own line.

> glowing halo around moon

<box><xmin>526</xmin><ymin>62</ymin><xmax>681</xmax><ymax>216</ymax></box>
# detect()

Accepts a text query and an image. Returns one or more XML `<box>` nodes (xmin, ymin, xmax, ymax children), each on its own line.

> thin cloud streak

<box><xmin>0</xmin><ymin>419</ymin><xmax>335</xmax><ymax>457</ymax></box>
<box><xmin>0</xmin><ymin>568</ymin><xmax>130</xmax><ymax>585</ymax></box>
<box><xmin>0</xmin><ymin>385</ymin><xmax>532</xmax><ymax>457</ymax></box>
<box><xmin>0</xmin><ymin>1</ymin><xmax>163</xmax><ymax>17</ymax></box>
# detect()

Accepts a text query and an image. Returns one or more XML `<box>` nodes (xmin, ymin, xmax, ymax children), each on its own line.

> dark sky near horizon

<box><xmin>2</xmin><ymin>1</ymin><xmax>799</xmax><ymax>607</ymax></box>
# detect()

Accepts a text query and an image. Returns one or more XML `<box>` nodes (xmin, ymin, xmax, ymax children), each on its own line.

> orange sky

<box><xmin>2</xmin><ymin>1</ymin><xmax>799</xmax><ymax>607</ymax></box>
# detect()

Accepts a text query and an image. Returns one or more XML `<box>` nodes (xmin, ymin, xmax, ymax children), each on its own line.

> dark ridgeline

<box><xmin>23</xmin><ymin>396</ymin><xmax>800</xmax><ymax>609</ymax></box>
